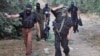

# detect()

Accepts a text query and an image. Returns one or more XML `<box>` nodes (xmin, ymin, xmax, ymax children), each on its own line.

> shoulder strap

<box><xmin>59</xmin><ymin>18</ymin><xmax>66</xmax><ymax>32</ymax></box>
<box><xmin>23</xmin><ymin>12</ymin><xmax>26</xmax><ymax>19</ymax></box>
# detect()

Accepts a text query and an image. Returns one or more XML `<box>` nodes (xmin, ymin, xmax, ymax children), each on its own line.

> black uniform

<box><xmin>43</xmin><ymin>6</ymin><xmax>50</xmax><ymax>25</ymax></box>
<box><xmin>52</xmin><ymin>9</ymin><xmax>73</xmax><ymax>56</ymax></box>
<box><xmin>68</xmin><ymin>4</ymin><xmax>79</xmax><ymax>33</ymax></box>
<box><xmin>19</xmin><ymin>12</ymin><xmax>38</xmax><ymax>28</ymax></box>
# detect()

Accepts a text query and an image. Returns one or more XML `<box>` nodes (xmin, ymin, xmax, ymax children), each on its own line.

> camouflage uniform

<box><xmin>35</xmin><ymin>9</ymin><xmax>45</xmax><ymax>40</ymax></box>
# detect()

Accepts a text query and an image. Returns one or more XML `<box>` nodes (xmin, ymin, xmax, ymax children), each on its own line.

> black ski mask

<box><xmin>25</xmin><ymin>4</ymin><xmax>32</xmax><ymax>15</ymax></box>
<box><xmin>71</xmin><ymin>2</ymin><xmax>74</xmax><ymax>7</ymax></box>
<box><xmin>36</xmin><ymin>3</ymin><xmax>41</xmax><ymax>12</ymax></box>
<box><xmin>45</xmin><ymin>4</ymin><xmax>48</xmax><ymax>8</ymax></box>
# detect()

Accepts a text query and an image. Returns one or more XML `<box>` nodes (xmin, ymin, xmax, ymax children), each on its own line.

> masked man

<box><xmin>51</xmin><ymin>5</ymin><xmax>73</xmax><ymax>56</ymax></box>
<box><xmin>35</xmin><ymin>3</ymin><xmax>46</xmax><ymax>41</ymax></box>
<box><xmin>68</xmin><ymin>2</ymin><xmax>79</xmax><ymax>33</ymax></box>
<box><xmin>5</xmin><ymin>4</ymin><xmax>40</xmax><ymax>56</ymax></box>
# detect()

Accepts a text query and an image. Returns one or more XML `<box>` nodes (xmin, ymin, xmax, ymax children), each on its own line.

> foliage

<box><xmin>0</xmin><ymin>0</ymin><xmax>34</xmax><ymax>39</ymax></box>
<box><xmin>48</xmin><ymin>0</ymin><xmax>100</xmax><ymax>14</ymax></box>
<box><xmin>1</xmin><ymin>0</ymin><xmax>100</xmax><ymax>39</ymax></box>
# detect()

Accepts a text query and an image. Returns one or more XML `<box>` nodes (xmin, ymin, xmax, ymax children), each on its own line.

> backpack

<box><xmin>22</xmin><ymin>12</ymin><xmax>35</xmax><ymax>28</ymax></box>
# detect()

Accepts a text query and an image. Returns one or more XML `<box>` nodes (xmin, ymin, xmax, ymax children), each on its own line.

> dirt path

<box><xmin>66</xmin><ymin>14</ymin><xmax>100</xmax><ymax>56</ymax></box>
<box><xmin>28</xmin><ymin>0</ymin><xmax>100</xmax><ymax>56</ymax></box>
<box><xmin>38</xmin><ymin>13</ymin><xmax>100</xmax><ymax>56</ymax></box>
<box><xmin>0</xmin><ymin>0</ymin><xmax>100</xmax><ymax>56</ymax></box>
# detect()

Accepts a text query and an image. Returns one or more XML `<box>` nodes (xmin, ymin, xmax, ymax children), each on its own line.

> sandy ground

<box><xmin>0</xmin><ymin>0</ymin><xmax>100</xmax><ymax>56</ymax></box>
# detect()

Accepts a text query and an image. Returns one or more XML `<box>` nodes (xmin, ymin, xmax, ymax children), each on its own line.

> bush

<box><xmin>0</xmin><ymin>0</ymin><xmax>28</xmax><ymax>39</ymax></box>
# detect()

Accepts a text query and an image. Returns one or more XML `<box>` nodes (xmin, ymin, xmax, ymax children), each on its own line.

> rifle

<box><xmin>53</xmin><ymin>18</ymin><xmax>65</xmax><ymax>40</ymax></box>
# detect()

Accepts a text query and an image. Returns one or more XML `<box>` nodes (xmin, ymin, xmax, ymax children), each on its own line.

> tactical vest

<box><xmin>22</xmin><ymin>12</ymin><xmax>36</xmax><ymax>28</ymax></box>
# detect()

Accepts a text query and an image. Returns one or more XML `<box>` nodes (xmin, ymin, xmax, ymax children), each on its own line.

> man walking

<box><xmin>43</xmin><ymin>3</ymin><xmax>51</xmax><ymax>40</ymax></box>
<box><xmin>68</xmin><ymin>2</ymin><xmax>79</xmax><ymax>33</ymax></box>
<box><xmin>51</xmin><ymin>5</ymin><xmax>73</xmax><ymax>56</ymax></box>
<box><xmin>35</xmin><ymin>3</ymin><xmax>46</xmax><ymax>41</ymax></box>
<box><xmin>5</xmin><ymin>4</ymin><xmax>40</xmax><ymax>56</ymax></box>
<box><xmin>43</xmin><ymin>3</ymin><xmax>51</xmax><ymax>26</ymax></box>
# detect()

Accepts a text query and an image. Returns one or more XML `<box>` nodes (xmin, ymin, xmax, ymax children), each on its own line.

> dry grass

<box><xmin>0</xmin><ymin>39</ymin><xmax>54</xmax><ymax>56</ymax></box>
<box><xmin>0</xmin><ymin>40</ymin><xmax>25</xmax><ymax>56</ymax></box>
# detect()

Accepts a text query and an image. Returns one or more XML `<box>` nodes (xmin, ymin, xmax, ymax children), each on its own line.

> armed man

<box><xmin>43</xmin><ymin>3</ymin><xmax>51</xmax><ymax>26</ymax></box>
<box><xmin>68</xmin><ymin>2</ymin><xmax>79</xmax><ymax>33</ymax></box>
<box><xmin>35</xmin><ymin>3</ymin><xmax>46</xmax><ymax>41</ymax></box>
<box><xmin>51</xmin><ymin>5</ymin><xmax>73</xmax><ymax>56</ymax></box>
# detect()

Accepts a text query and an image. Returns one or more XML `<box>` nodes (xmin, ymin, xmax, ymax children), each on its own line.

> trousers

<box><xmin>54</xmin><ymin>32</ymin><xmax>70</xmax><ymax>56</ymax></box>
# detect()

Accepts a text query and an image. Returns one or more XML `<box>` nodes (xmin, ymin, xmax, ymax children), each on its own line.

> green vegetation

<box><xmin>0</xmin><ymin>0</ymin><xmax>36</xmax><ymax>39</ymax></box>
<box><xmin>48</xmin><ymin>0</ymin><xmax>100</xmax><ymax>14</ymax></box>
<box><xmin>0</xmin><ymin>0</ymin><xmax>100</xmax><ymax>39</ymax></box>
